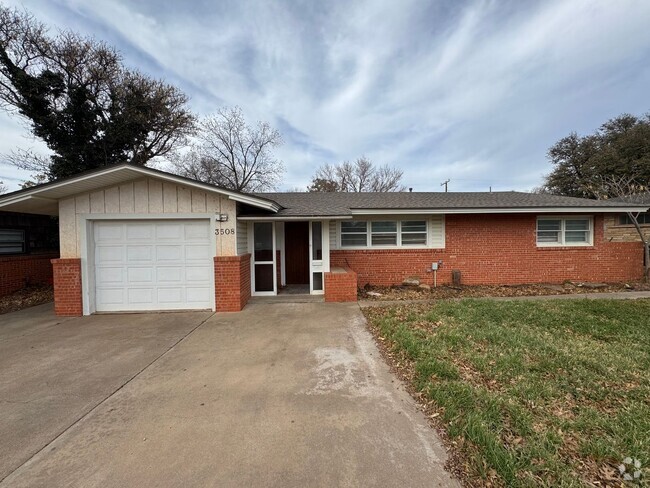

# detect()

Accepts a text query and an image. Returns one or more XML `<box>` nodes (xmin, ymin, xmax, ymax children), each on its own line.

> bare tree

<box><xmin>587</xmin><ymin>174</ymin><xmax>649</xmax><ymax>282</ymax></box>
<box><xmin>171</xmin><ymin>107</ymin><xmax>284</xmax><ymax>192</ymax></box>
<box><xmin>0</xmin><ymin>181</ymin><xmax>6</xmax><ymax>194</ymax></box>
<box><xmin>307</xmin><ymin>157</ymin><xmax>405</xmax><ymax>192</ymax></box>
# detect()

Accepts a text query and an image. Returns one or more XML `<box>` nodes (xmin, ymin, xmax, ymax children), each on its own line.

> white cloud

<box><xmin>1</xmin><ymin>0</ymin><xmax>649</xmax><ymax>191</ymax></box>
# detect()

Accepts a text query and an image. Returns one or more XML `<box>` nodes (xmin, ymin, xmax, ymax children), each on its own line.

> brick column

<box><xmin>324</xmin><ymin>267</ymin><xmax>358</xmax><ymax>302</ymax></box>
<box><xmin>51</xmin><ymin>258</ymin><xmax>83</xmax><ymax>316</ymax></box>
<box><xmin>214</xmin><ymin>254</ymin><xmax>251</xmax><ymax>312</ymax></box>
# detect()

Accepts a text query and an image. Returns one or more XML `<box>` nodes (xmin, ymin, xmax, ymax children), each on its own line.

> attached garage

<box><xmin>93</xmin><ymin>220</ymin><xmax>213</xmax><ymax>312</ymax></box>
<box><xmin>0</xmin><ymin>164</ymin><xmax>280</xmax><ymax>315</ymax></box>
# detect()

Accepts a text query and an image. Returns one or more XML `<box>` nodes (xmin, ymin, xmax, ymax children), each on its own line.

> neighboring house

<box><xmin>603</xmin><ymin>193</ymin><xmax>650</xmax><ymax>243</ymax></box>
<box><xmin>0</xmin><ymin>211</ymin><xmax>59</xmax><ymax>297</ymax></box>
<box><xmin>0</xmin><ymin>164</ymin><xmax>647</xmax><ymax>316</ymax></box>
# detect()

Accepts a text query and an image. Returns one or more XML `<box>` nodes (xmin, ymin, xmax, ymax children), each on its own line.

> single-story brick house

<box><xmin>0</xmin><ymin>211</ymin><xmax>59</xmax><ymax>297</ymax></box>
<box><xmin>0</xmin><ymin>164</ymin><xmax>647</xmax><ymax>316</ymax></box>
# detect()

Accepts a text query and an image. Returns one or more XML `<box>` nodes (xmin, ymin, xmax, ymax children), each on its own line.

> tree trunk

<box><xmin>627</xmin><ymin>212</ymin><xmax>649</xmax><ymax>283</ymax></box>
<box><xmin>645</xmin><ymin>242</ymin><xmax>650</xmax><ymax>283</ymax></box>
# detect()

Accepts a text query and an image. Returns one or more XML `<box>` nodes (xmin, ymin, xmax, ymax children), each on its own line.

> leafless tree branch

<box><xmin>171</xmin><ymin>107</ymin><xmax>284</xmax><ymax>192</ymax></box>
<box><xmin>308</xmin><ymin>157</ymin><xmax>405</xmax><ymax>192</ymax></box>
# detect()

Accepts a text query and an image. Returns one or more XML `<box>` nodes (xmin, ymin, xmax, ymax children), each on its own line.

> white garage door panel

<box><xmin>94</xmin><ymin>220</ymin><xmax>213</xmax><ymax>312</ymax></box>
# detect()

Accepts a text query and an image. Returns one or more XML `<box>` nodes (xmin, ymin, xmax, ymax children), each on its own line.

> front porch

<box><xmin>236</xmin><ymin>218</ymin><xmax>357</xmax><ymax>305</ymax></box>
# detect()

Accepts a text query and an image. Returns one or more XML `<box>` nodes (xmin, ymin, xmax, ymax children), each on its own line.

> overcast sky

<box><xmin>1</xmin><ymin>0</ymin><xmax>650</xmax><ymax>192</ymax></box>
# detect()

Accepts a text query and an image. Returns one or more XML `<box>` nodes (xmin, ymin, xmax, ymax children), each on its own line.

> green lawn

<box><xmin>363</xmin><ymin>299</ymin><xmax>650</xmax><ymax>487</ymax></box>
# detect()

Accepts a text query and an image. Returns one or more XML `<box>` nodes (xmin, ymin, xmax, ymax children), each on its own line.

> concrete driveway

<box><xmin>0</xmin><ymin>302</ymin><xmax>457</xmax><ymax>487</ymax></box>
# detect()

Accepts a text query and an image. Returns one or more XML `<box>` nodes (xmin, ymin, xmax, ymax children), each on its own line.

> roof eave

<box><xmin>0</xmin><ymin>164</ymin><xmax>281</xmax><ymax>214</ymax></box>
<box><xmin>350</xmin><ymin>206</ymin><xmax>650</xmax><ymax>215</ymax></box>
<box><xmin>237</xmin><ymin>215</ymin><xmax>352</xmax><ymax>221</ymax></box>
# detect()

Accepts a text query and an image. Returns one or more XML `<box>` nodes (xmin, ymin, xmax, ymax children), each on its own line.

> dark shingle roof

<box><xmin>609</xmin><ymin>193</ymin><xmax>650</xmax><ymax>205</ymax></box>
<box><xmin>251</xmin><ymin>191</ymin><xmax>646</xmax><ymax>217</ymax></box>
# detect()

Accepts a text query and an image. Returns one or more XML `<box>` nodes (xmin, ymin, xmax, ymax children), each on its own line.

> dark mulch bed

<box><xmin>359</xmin><ymin>281</ymin><xmax>650</xmax><ymax>301</ymax></box>
<box><xmin>0</xmin><ymin>285</ymin><xmax>54</xmax><ymax>315</ymax></box>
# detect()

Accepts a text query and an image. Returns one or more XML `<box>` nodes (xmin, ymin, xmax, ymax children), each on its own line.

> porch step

<box><xmin>249</xmin><ymin>295</ymin><xmax>325</xmax><ymax>304</ymax></box>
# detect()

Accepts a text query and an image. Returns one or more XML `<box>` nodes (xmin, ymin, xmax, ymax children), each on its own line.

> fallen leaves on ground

<box><xmin>359</xmin><ymin>281</ymin><xmax>650</xmax><ymax>301</ymax></box>
<box><xmin>0</xmin><ymin>285</ymin><xmax>53</xmax><ymax>315</ymax></box>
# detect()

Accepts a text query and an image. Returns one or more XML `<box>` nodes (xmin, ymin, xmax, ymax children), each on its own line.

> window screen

<box><xmin>0</xmin><ymin>229</ymin><xmax>26</xmax><ymax>255</ymax></box>
<box><xmin>401</xmin><ymin>220</ymin><xmax>427</xmax><ymax>245</ymax></box>
<box><xmin>371</xmin><ymin>221</ymin><xmax>397</xmax><ymax>246</ymax></box>
<box><xmin>340</xmin><ymin>221</ymin><xmax>367</xmax><ymax>247</ymax></box>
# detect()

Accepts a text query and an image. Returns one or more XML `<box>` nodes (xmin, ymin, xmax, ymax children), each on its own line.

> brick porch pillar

<box><xmin>214</xmin><ymin>254</ymin><xmax>251</xmax><ymax>312</ymax></box>
<box><xmin>51</xmin><ymin>258</ymin><xmax>83</xmax><ymax>316</ymax></box>
<box><xmin>324</xmin><ymin>267</ymin><xmax>358</xmax><ymax>302</ymax></box>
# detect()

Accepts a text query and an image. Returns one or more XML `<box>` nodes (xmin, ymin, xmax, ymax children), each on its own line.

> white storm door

<box><xmin>94</xmin><ymin>220</ymin><xmax>213</xmax><ymax>312</ymax></box>
<box><xmin>309</xmin><ymin>221</ymin><xmax>324</xmax><ymax>294</ymax></box>
<box><xmin>251</xmin><ymin>222</ymin><xmax>276</xmax><ymax>296</ymax></box>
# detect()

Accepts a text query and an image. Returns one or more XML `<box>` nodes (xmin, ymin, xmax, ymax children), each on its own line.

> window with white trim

<box><xmin>0</xmin><ymin>229</ymin><xmax>26</xmax><ymax>254</ymax></box>
<box><xmin>536</xmin><ymin>217</ymin><xmax>592</xmax><ymax>246</ymax></box>
<box><xmin>401</xmin><ymin>220</ymin><xmax>427</xmax><ymax>245</ymax></box>
<box><xmin>340</xmin><ymin>220</ymin><xmax>429</xmax><ymax>248</ymax></box>
<box><xmin>371</xmin><ymin>221</ymin><xmax>397</xmax><ymax>245</ymax></box>
<box><xmin>340</xmin><ymin>221</ymin><xmax>368</xmax><ymax>247</ymax></box>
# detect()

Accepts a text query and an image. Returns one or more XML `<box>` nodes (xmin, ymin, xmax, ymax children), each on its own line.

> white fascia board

<box><xmin>0</xmin><ymin>194</ymin><xmax>58</xmax><ymax>206</ymax></box>
<box><xmin>0</xmin><ymin>164</ymin><xmax>133</xmax><ymax>205</ymax></box>
<box><xmin>226</xmin><ymin>194</ymin><xmax>280</xmax><ymax>211</ymax></box>
<box><xmin>237</xmin><ymin>215</ymin><xmax>352</xmax><ymax>221</ymax></box>
<box><xmin>350</xmin><ymin>207</ymin><xmax>649</xmax><ymax>215</ymax></box>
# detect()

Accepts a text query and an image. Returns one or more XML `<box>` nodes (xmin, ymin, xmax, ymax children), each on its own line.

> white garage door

<box><xmin>94</xmin><ymin>220</ymin><xmax>213</xmax><ymax>312</ymax></box>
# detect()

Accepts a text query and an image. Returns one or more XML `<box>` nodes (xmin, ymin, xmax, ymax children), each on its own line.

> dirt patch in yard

<box><xmin>0</xmin><ymin>285</ymin><xmax>54</xmax><ymax>315</ymax></box>
<box><xmin>360</xmin><ymin>281</ymin><xmax>650</xmax><ymax>301</ymax></box>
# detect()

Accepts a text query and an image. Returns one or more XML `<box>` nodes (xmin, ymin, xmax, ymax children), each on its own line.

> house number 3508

<box><xmin>215</xmin><ymin>228</ymin><xmax>235</xmax><ymax>236</ymax></box>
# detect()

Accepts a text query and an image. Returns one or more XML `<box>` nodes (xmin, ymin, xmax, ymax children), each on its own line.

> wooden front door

<box><xmin>284</xmin><ymin>221</ymin><xmax>309</xmax><ymax>284</ymax></box>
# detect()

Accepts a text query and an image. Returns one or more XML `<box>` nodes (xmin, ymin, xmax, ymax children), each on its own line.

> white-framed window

<box><xmin>340</xmin><ymin>219</ymin><xmax>429</xmax><ymax>248</ymax></box>
<box><xmin>371</xmin><ymin>221</ymin><xmax>397</xmax><ymax>245</ymax></box>
<box><xmin>401</xmin><ymin>220</ymin><xmax>427</xmax><ymax>245</ymax></box>
<box><xmin>340</xmin><ymin>221</ymin><xmax>368</xmax><ymax>247</ymax></box>
<box><xmin>536</xmin><ymin>217</ymin><xmax>593</xmax><ymax>247</ymax></box>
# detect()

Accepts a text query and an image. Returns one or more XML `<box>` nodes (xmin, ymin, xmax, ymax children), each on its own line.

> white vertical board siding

<box><xmin>329</xmin><ymin>221</ymin><xmax>338</xmax><ymax>250</ymax></box>
<box><xmin>237</xmin><ymin>220</ymin><xmax>248</xmax><ymax>255</ymax></box>
<box><xmin>59</xmin><ymin>177</ymin><xmax>238</xmax><ymax>258</ymax></box>
<box><xmin>430</xmin><ymin>215</ymin><xmax>445</xmax><ymax>248</ymax></box>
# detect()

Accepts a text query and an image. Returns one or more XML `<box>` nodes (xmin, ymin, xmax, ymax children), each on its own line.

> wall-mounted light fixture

<box><xmin>216</xmin><ymin>213</ymin><xmax>229</xmax><ymax>222</ymax></box>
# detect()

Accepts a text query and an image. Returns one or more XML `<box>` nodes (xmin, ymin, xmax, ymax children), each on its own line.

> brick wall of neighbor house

<box><xmin>324</xmin><ymin>267</ymin><xmax>358</xmax><ymax>302</ymax></box>
<box><xmin>51</xmin><ymin>258</ymin><xmax>82</xmax><ymax>316</ymax></box>
<box><xmin>331</xmin><ymin>214</ymin><xmax>644</xmax><ymax>286</ymax></box>
<box><xmin>215</xmin><ymin>254</ymin><xmax>251</xmax><ymax>312</ymax></box>
<box><xmin>603</xmin><ymin>215</ymin><xmax>650</xmax><ymax>242</ymax></box>
<box><xmin>0</xmin><ymin>252</ymin><xmax>58</xmax><ymax>297</ymax></box>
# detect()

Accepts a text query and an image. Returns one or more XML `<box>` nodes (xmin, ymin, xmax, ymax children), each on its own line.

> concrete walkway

<box><xmin>0</xmin><ymin>302</ymin><xmax>457</xmax><ymax>488</ymax></box>
<box><xmin>359</xmin><ymin>290</ymin><xmax>650</xmax><ymax>308</ymax></box>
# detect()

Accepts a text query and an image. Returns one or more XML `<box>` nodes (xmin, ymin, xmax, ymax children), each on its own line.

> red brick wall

<box><xmin>0</xmin><ymin>252</ymin><xmax>58</xmax><ymax>297</ymax></box>
<box><xmin>331</xmin><ymin>214</ymin><xmax>644</xmax><ymax>286</ymax></box>
<box><xmin>51</xmin><ymin>258</ymin><xmax>82</xmax><ymax>316</ymax></box>
<box><xmin>215</xmin><ymin>254</ymin><xmax>251</xmax><ymax>312</ymax></box>
<box><xmin>325</xmin><ymin>267</ymin><xmax>358</xmax><ymax>302</ymax></box>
